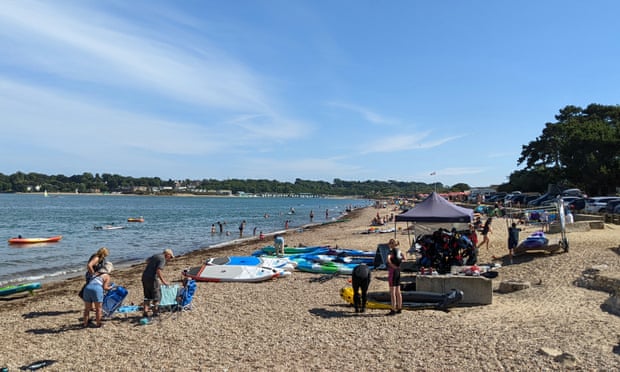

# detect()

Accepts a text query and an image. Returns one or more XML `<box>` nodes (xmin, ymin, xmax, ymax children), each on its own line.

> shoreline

<box><xmin>1</xmin><ymin>205</ymin><xmax>619</xmax><ymax>370</ymax></box>
<box><xmin>4</xmin><ymin>208</ymin><xmax>362</xmax><ymax>296</ymax></box>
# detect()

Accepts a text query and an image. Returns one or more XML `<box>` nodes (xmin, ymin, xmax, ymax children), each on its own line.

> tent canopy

<box><xmin>395</xmin><ymin>192</ymin><xmax>473</xmax><ymax>223</ymax></box>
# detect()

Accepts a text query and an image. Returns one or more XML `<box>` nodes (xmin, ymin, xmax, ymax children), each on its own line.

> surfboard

<box><xmin>182</xmin><ymin>265</ymin><xmax>289</xmax><ymax>283</ymax></box>
<box><xmin>205</xmin><ymin>256</ymin><xmax>297</xmax><ymax>271</ymax></box>
<box><xmin>0</xmin><ymin>282</ymin><xmax>42</xmax><ymax>297</ymax></box>
<box><xmin>340</xmin><ymin>287</ymin><xmax>463</xmax><ymax>310</ymax></box>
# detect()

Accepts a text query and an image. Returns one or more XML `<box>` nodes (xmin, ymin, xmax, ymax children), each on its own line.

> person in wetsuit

<box><xmin>351</xmin><ymin>263</ymin><xmax>371</xmax><ymax>313</ymax></box>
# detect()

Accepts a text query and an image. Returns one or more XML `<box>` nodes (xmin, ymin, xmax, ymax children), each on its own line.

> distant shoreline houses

<box><xmin>23</xmin><ymin>184</ymin><xmax>325</xmax><ymax>198</ymax></box>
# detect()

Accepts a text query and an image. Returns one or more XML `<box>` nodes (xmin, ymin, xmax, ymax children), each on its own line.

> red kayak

<box><xmin>8</xmin><ymin>235</ymin><xmax>63</xmax><ymax>244</ymax></box>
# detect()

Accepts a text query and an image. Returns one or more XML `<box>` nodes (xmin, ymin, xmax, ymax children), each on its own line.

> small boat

<box><xmin>8</xmin><ymin>235</ymin><xmax>62</xmax><ymax>244</ymax></box>
<box><xmin>127</xmin><ymin>217</ymin><xmax>144</xmax><ymax>222</ymax></box>
<box><xmin>94</xmin><ymin>225</ymin><xmax>125</xmax><ymax>230</ymax></box>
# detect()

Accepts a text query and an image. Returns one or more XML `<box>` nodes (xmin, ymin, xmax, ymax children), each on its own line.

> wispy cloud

<box><xmin>0</xmin><ymin>2</ymin><xmax>272</xmax><ymax>112</ymax></box>
<box><xmin>361</xmin><ymin>133</ymin><xmax>463</xmax><ymax>154</ymax></box>
<box><xmin>327</xmin><ymin>102</ymin><xmax>397</xmax><ymax>125</ymax></box>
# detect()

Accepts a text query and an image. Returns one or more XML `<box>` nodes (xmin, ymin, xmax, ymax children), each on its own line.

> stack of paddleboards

<box><xmin>253</xmin><ymin>245</ymin><xmax>375</xmax><ymax>275</ymax></box>
<box><xmin>182</xmin><ymin>255</ymin><xmax>295</xmax><ymax>283</ymax></box>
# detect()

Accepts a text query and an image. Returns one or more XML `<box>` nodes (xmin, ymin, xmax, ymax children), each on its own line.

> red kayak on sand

<box><xmin>8</xmin><ymin>235</ymin><xmax>63</xmax><ymax>244</ymax></box>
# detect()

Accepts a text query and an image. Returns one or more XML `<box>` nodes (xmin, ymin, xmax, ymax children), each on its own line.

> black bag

<box><xmin>78</xmin><ymin>283</ymin><xmax>86</xmax><ymax>299</ymax></box>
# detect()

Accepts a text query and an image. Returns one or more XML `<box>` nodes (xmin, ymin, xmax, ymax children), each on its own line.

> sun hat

<box><xmin>98</xmin><ymin>261</ymin><xmax>113</xmax><ymax>274</ymax></box>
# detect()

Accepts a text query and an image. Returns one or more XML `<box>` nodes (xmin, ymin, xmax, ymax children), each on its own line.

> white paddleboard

<box><xmin>183</xmin><ymin>265</ymin><xmax>286</xmax><ymax>282</ymax></box>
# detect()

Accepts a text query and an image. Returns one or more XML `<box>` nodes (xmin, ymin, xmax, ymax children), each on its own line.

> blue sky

<box><xmin>1</xmin><ymin>1</ymin><xmax>619</xmax><ymax>188</ymax></box>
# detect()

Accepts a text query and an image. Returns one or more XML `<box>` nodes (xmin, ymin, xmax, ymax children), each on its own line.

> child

<box><xmin>508</xmin><ymin>222</ymin><xmax>521</xmax><ymax>264</ymax></box>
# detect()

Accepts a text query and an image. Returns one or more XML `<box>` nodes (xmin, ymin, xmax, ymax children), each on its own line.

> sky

<box><xmin>1</xmin><ymin>1</ymin><xmax>619</xmax><ymax>188</ymax></box>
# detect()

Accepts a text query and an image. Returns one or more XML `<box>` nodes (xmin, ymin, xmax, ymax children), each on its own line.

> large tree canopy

<box><xmin>517</xmin><ymin>104</ymin><xmax>620</xmax><ymax>195</ymax></box>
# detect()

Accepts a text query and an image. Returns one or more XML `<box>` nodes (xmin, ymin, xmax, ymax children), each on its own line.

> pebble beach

<box><xmin>1</xmin><ymin>205</ymin><xmax>619</xmax><ymax>371</ymax></box>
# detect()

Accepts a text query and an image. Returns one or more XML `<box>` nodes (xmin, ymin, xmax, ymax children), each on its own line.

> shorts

<box><xmin>508</xmin><ymin>240</ymin><xmax>518</xmax><ymax>249</ymax></box>
<box><xmin>83</xmin><ymin>283</ymin><xmax>104</xmax><ymax>303</ymax></box>
<box><xmin>388</xmin><ymin>268</ymin><xmax>401</xmax><ymax>287</ymax></box>
<box><xmin>142</xmin><ymin>278</ymin><xmax>161</xmax><ymax>302</ymax></box>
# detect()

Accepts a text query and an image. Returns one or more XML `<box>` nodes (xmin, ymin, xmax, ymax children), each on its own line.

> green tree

<box><xmin>517</xmin><ymin>104</ymin><xmax>620</xmax><ymax>195</ymax></box>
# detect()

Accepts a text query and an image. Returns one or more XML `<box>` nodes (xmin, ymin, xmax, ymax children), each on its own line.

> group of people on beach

<box><xmin>81</xmin><ymin>247</ymin><xmax>175</xmax><ymax>328</ymax></box>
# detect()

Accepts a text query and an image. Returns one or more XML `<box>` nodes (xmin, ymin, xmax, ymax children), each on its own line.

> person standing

<box><xmin>477</xmin><ymin>218</ymin><xmax>493</xmax><ymax>250</ymax></box>
<box><xmin>541</xmin><ymin>210</ymin><xmax>550</xmax><ymax>232</ymax></box>
<box><xmin>351</xmin><ymin>263</ymin><xmax>371</xmax><ymax>313</ymax></box>
<box><xmin>309</xmin><ymin>210</ymin><xmax>314</xmax><ymax>222</ymax></box>
<box><xmin>86</xmin><ymin>247</ymin><xmax>109</xmax><ymax>282</ymax></box>
<box><xmin>141</xmin><ymin>249</ymin><xmax>174</xmax><ymax>318</ymax></box>
<box><xmin>82</xmin><ymin>262</ymin><xmax>113</xmax><ymax>328</ymax></box>
<box><xmin>387</xmin><ymin>239</ymin><xmax>404</xmax><ymax>316</ymax></box>
<box><xmin>210</xmin><ymin>224</ymin><xmax>216</xmax><ymax>234</ymax></box>
<box><xmin>239</xmin><ymin>220</ymin><xmax>246</xmax><ymax>238</ymax></box>
<box><xmin>274</xmin><ymin>234</ymin><xmax>285</xmax><ymax>256</ymax></box>
<box><xmin>325</xmin><ymin>209</ymin><xmax>329</xmax><ymax>220</ymax></box>
<box><xmin>507</xmin><ymin>222</ymin><xmax>521</xmax><ymax>264</ymax></box>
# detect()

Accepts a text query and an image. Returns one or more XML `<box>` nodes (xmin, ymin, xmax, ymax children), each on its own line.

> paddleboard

<box><xmin>294</xmin><ymin>259</ymin><xmax>356</xmax><ymax>274</ymax></box>
<box><xmin>340</xmin><ymin>287</ymin><xmax>463</xmax><ymax>310</ymax></box>
<box><xmin>254</xmin><ymin>245</ymin><xmax>330</xmax><ymax>256</ymax></box>
<box><xmin>0</xmin><ymin>282</ymin><xmax>42</xmax><ymax>297</ymax></box>
<box><xmin>8</xmin><ymin>235</ymin><xmax>62</xmax><ymax>244</ymax></box>
<box><xmin>182</xmin><ymin>265</ymin><xmax>288</xmax><ymax>283</ymax></box>
<box><xmin>206</xmin><ymin>256</ymin><xmax>297</xmax><ymax>271</ymax></box>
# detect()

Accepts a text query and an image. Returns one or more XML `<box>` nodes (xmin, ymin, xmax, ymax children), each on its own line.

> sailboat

<box><xmin>44</xmin><ymin>190</ymin><xmax>48</xmax><ymax>197</ymax></box>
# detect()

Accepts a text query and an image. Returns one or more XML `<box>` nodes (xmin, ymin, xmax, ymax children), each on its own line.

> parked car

<box><xmin>528</xmin><ymin>193</ymin><xmax>556</xmax><ymax>207</ymax></box>
<box><xmin>605</xmin><ymin>199</ymin><xmax>620</xmax><ymax>214</ymax></box>
<box><xmin>541</xmin><ymin>196</ymin><xmax>580</xmax><ymax>208</ymax></box>
<box><xmin>561</xmin><ymin>188</ymin><xmax>583</xmax><ymax>197</ymax></box>
<box><xmin>528</xmin><ymin>188</ymin><xmax>584</xmax><ymax>207</ymax></box>
<box><xmin>567</xmin><ymin>197</ymin><xmax>587</xmax><ymax>212</ymax></box>
<box><xmin>503</xmin><ymin>192</ymin><xmax>522</xmax><ymax>204</ymax></box>
<box><xmin>485</xmin><ymin>192</ymin><xmax>507</xmax><ymax>203</ymax></box>
<box><xmin>614</xmin><ymin>203</ymin><xmax>620</xmax><ymax>214</ymax></box>
<box><xmin>584</xmin><ymin>197</ymin><xmax>620</xmax><ymax>214</ymax></box>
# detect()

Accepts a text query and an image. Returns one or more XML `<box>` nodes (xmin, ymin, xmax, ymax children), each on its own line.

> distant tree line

<box><xmin>2</xmin><ymin>104</ymin><xmax>617</xmax><ymax>198</ymax></box>
<box><xmin>0</xmin><ymin>172</ymin><xmax>467</xmax><ymax>198</ymax></box>
<box><xmin>502</xmin><ymin>104</ymin><xmax>620</xmax><ymax>195</ymax></box>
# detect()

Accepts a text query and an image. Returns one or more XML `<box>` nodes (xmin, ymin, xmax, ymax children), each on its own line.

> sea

<box><xmin>0</xmin><ymin>193</ymin><xmax>371</xmax><ymax>286</ymax></box>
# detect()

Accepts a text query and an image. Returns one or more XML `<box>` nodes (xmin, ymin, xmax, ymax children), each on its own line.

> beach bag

<box><xmin>78</xmin><ymin>283</ymin><xmax>87</xmax><ymax>299</ymax></box>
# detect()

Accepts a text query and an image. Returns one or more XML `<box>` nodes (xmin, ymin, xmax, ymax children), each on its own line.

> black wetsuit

<box><xmin>351</xmin><ymin>264</ymin><xmax>371</xmax><ymax>312</ymax></box>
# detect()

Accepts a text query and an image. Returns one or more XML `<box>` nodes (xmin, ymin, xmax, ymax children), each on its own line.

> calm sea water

<box><xmin>0</xmin><ymin>194</ymin><xmax>370</xmax><ymax>286</ymax></box>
